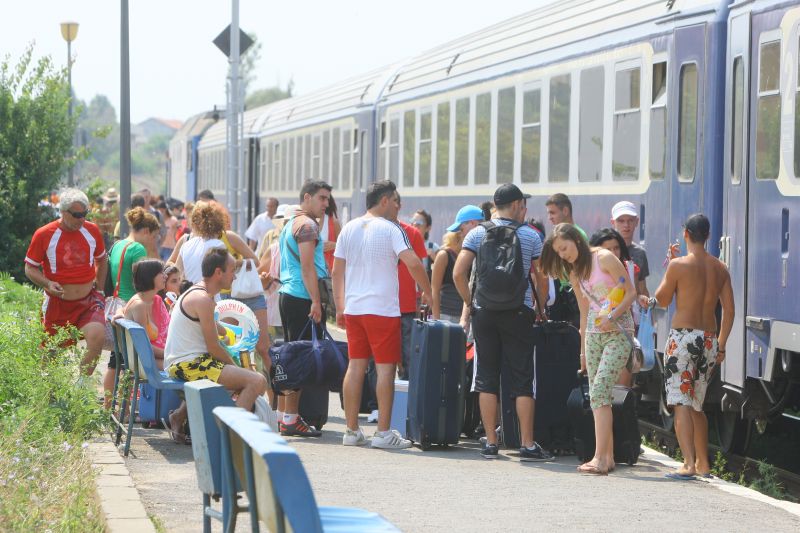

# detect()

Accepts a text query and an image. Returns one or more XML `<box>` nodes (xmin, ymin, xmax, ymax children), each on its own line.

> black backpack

<box><xmin>474</xmin><ymin>220</ymin><xmax>528</xmax><ymax>310</ymax></box>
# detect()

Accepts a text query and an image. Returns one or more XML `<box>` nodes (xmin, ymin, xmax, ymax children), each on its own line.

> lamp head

<box><xmin>60</xmin><ymin>22</ymin><xmax>79</xmax><ymax>43</ymax></box>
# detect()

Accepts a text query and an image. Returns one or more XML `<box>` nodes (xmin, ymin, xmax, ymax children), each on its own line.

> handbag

<box><xmin>269</xmin><ymin>320</ymin><xmax>348</xmax><ymax>394</ymax></box>
<box><xmin>636</xmin><ymin>307</ymin><xmax>656</xmax><ymax>373</ymax></box>
<box><xmin>578</xmin><ymin>280</ymin><xmax>643</xmax><ymax>373</ymax></box>
<box><xmin>103</xmin><ymin>240</ymin><xmax>133</xmax><ymax>351</ymax></box>
<box><xmin>231</xmin><ymin>258</ymin><xmax>263</xmax><ymax>299</ymax></box>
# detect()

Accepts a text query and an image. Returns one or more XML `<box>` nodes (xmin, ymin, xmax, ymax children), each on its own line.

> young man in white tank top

<box><xmin>163</xmin><ymin>247</ymin><xmax>268</xmax><ymax>434</ymax></box>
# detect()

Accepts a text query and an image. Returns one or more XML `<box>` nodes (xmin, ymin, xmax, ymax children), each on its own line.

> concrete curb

<box><xmin>641</xmin><ymin>444</ymin><xmax>800</xmax><ymax>518</ymax></box>
<box><xmin>88</xmin><ymin>439</ymin><xmax>157</xmax><ymax>533</ymax></box>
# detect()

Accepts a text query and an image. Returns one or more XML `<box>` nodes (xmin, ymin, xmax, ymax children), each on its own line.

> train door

<box><xmin>671</xmin><ymin>25</ymin><xmax>707</xmax><ymax>244</ymax></box>
<box><xmin>720</xmin><ymin>13</ymin><xmax>750</xmax><ymax>390</ymax></box>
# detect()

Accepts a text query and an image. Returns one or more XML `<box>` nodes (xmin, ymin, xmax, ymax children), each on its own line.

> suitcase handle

<box><xmin>418</xmin><ymin>304</ymin><xmax>430</xmax><ymax>321</ymax></box>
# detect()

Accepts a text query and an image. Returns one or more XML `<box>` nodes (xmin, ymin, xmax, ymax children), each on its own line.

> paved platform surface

<box><xmin>118</xmin><ymin>392</ymin><xmax>800</xmax><ymax>533</ymax></box>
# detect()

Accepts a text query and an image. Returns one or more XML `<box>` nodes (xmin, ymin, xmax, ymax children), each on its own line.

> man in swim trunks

<box><xmin>25</xmin><ymin>189</ymin><xmax>109</xmax><ymax>376</ymax></box>
<box><xmin>164</xmin><ymin>247</ymin><xmax>268</xmax><ymax>435</ymax></box>
<box><xmin>650</xmin><ymin>214</ymin><xmax>734</xmax><ymax>478</ymax></box>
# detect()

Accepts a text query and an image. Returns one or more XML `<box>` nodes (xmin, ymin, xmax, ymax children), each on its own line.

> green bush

<box><xmin>0</xmin><ymin>273</ymin><xmax>106</xmax><ymax>531</ymax></box>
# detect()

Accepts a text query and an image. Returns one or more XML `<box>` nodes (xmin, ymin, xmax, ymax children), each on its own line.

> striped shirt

<box><xmin>462</xmin><ymin>218</ymin><xmax>543</xmax><ymax>310</ymax></box>
<box><xmin>334</xmin><ymin>215</ymin><xmax>411</xmax><ymax>317</ymax></box>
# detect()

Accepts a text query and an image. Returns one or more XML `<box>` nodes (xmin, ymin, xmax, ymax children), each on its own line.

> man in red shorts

<box><xmin>332</xmin><ymin>180</ymin><xmax>432</xmax><ymax>449</ymax></box>
<box><xmin>25</xmin><ymin>189</ymin><xmax>109</xmax><ymax>376</ymax></box>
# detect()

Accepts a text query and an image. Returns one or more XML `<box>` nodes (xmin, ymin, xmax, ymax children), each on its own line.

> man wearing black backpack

<box><xmin>453</xmin><ymin>184</ymin><xmax>552</xmax><ymax>461</ymax></box>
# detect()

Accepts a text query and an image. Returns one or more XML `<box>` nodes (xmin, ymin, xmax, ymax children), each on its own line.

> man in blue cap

<box><xmin>447</xmin><ymin>205</ymin><xmax>485</xmax><ymax>239</ymax></box>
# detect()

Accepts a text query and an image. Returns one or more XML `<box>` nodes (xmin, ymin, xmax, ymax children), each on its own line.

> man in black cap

<box><xmin>453</xmin><ymin>183</ymin><xmax>552</xmax><ymax>461</ymax></box>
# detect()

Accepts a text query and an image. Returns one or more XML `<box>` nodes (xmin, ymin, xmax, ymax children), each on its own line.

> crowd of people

<box><xmin>26</xmin><ymin>179</ymin><xmax>733</xmax><ymax>478</ymax></box>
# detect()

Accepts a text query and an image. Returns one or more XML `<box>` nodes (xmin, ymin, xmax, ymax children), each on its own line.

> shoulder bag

<box><xmin>103</xmin><ymin>240</ymin><xmax>133</xmax><ymax>351</ymax></box>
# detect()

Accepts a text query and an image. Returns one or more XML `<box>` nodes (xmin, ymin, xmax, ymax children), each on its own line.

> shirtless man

<box><xmin>163</xmin><ymin>247</ymin><xmax>267</xmax><ymax>436</ymax></box>
<box><xmin>648</xmin><ymin>214</ymin><xmax>734</xmax><ymax>479</ymax></box>
<box><xmin>25</xmin><ymin>189</ymin><xmax>109</xmax><ymax>376</ymax></box>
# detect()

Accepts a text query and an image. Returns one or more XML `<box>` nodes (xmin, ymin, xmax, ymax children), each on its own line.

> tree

<box><xmin>245</xmin><ymin>80</ymin><xmax>294</xmax><ymax>110</ymax></box>
<box><xmin>0</xmin><ymin>46</ymin><xmax>75</xmax><ymax>281</ymax></box>
<box><xmin>75</xmin><ymin>94</ymin><xmax>119</xmax><ymax>181</ymax></box>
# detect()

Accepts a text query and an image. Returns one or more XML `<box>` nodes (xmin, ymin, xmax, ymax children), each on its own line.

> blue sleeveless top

<box><xmin>278</xmin><ymin>215</ymin><xmax>328</xmax><ymax>300</ymax></box>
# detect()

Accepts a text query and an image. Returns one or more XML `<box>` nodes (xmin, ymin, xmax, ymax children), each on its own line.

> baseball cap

<box><xmin>447</xmin><ymin>205</ymin><xmax>484</xmax><ymax>232</ymax></box>
<box><xmin>611</xmin><ymin>201</ymin><xmax>638</xmax><ymax>220</ymax></box>
<box><xmin>273</xmin><ymin>204</ymin><xmax>290</xmax><ymax>219</ymax></box>
<box><xmin>493</xmin><ymin>183</ymin><xmax>531</xmax><ymax>206</ymax></box>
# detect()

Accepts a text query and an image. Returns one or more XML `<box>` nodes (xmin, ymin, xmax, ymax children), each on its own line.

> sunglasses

<box><xmin>67</xmin><ymin>210</ymin><xmax>88</xmax><ymax>219</ymax></box>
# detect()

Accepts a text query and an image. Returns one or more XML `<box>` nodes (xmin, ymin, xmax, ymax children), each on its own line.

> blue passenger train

<box><xmin>168</xmin><ymin>0</ymin><xmax>800</xmax><ymax>452</ymax></box>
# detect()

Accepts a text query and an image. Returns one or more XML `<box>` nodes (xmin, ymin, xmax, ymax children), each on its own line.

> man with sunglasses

<box><xmin>25</xmin><ymin>188</ymin><xmax>108</xmax><ymax>377</ymax></box>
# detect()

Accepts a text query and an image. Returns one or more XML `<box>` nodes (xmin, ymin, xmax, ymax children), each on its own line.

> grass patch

<box><xmin>0</xmin><ymin>273</ymin><xmax>107</xmax><ymax>531</ymax></box>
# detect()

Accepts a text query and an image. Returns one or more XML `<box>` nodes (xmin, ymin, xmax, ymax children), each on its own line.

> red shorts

<box><xmin>42</xmin><ymin>289</ymin><xmax>105</xmax><ymax>337</ymax></box>
<box><xmin>344</xmin><ymin>314</ymin><xmax>401</xmax><ymax>364</ymax></box>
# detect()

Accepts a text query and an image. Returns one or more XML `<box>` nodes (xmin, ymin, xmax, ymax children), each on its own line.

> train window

<box><xmin>342</xmin><ymin>128</ymin><xmax>351</xmax><ymax>190</ymax></box>
<box><xmin>322</xmin><ymin>130</ymin><xmax>330</xmax><ymax>182</ymax></box>
<box><xmin>304</xmin><ymin>135</ymin><xmax>311</xmax><ymax>183</ymax></box>
<box><xmin>795</xmin><ymin>36</ymin><xmax>800</xmax><ymax>180</ymax></box>
<box><xmin>455</xmin><ymin>98</ymin><xmax>470</xmax><ymax>185</ymax></box>
<box><xmin>378</xmin><ymin>120</ymin><xmax>386</xmax><ymax>180</ymax></box>
<box><xmin>497</xmin><ymin>87</ymin><xmax>515</xmax><ymax>183</ymax></box>
<box><xmin>260</xmin><ymin>146</ymin><xmax>268</xmax><ymax>192</ymax></box>
<box><xmin>521</xmin><ymin>86</ymin><xmax>541</xmax><ymax>183</ymax></box>
<box><xmin>419</xmin><ymin>109</ymin><xmax>432</xmax><ymax>187</ymax></box>
<box><xmin>579</xmin><ymin>67</ymin><xmax>604</xmax><ymax>182</ymax></box>
<box><xmin>281</xmin><ymin>139</ymin><xmax>288</xmax><ymax>190</ymax></box>
<box><xmin>389</xmin><ymin>116</ymin><xmax>400</xmax><ymax>181</ymax></box>
<box><xmin>613</xmin><ymin>66</ymin><xmax>641</xmax><ymax>181</ymax></box>
<box><xmin>436</xmin><ymin>102</ymin><xmax>450</xmax><ymax>186</ymax></box>
<box><xmin>731</xmin><ymin>57</ymin><xmax>744</xmax><ymax>185</ymax></box>
<box><xmin>288</xmin><ymin>138</ymin><xmax>296</xmax><ymax>190</ymax></box>
<box><xmin>403</xmin><ymin>110</ymin><xmax>415</xmax><ymax>187</ymax></box>
<box><xmin>549</xmin><ymin>74</ymin><xmax>571</xmax><ymax>183</ymax></box>
<box><xmin>650</xmin><ymin>61</ymin><xmax>667</xmax><ymax>180</ymax></box>
<box><xmin>332</xmin><ymin>129</ymin><xmax>340</xmax><ymax>190</ymax></box>
<box><xmin>295</xmin><ymin>136</ymin><xmax>303</xmax><ymax>188</ymax></box>
<box><xmin>678</xmin><ymin>63</ymin><xmax>698</xmax><ymax>182</ymax></box>
<box><xmin>475</xmin><ymin>93</ymin><xmax>491</xmax><ymax>185</ymax></box>
<box><xmin>312</xmin><ymin>135</ymin><xmax>321</xmax><ymax>180</ymax></box>
<box><xmin>272</xmin><ymin>143</ymin><xmax>280</xmax><ymax>191</ymax></box>
<box><xmin>756</xmin><ymin>39</ymin><xmax>781</xmax><ymax>180</ymax></box>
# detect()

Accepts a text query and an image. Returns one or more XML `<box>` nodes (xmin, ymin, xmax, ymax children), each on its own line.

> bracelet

<box><xmin>717</xmin><ymin>349</ymin><xmax>726</xmax><ymax>353</ymax></box>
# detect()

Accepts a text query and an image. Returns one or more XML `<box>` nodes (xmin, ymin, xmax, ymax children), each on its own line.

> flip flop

<box><xmin>665</xmin><ymin>472</ymin><xmax>696</xmax><ymax>481</ymax></box>
<box><xmin>699</xmin><ymin>473</ymin><xmax>713</xmax><ymax>479</ymax></box>
<box><xmin>162</xmin><ymin>411</ymin><xmax>187</xmax><ymax>445</ymax></box>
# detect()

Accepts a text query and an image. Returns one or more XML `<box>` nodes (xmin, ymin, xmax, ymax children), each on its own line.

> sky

<box><xmin>0</xmin><ymin>0</ymin><xmax>553</xmax><ymax>124</ymax></box>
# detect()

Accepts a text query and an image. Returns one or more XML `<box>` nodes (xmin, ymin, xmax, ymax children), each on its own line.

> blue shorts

<box><xmin>219</xmin><ymin>293</ymin><xmax>268</xmax><ymax>312</ymax></box>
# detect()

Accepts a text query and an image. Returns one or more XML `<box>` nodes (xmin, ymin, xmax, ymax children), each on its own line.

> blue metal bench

<box><xmin>114</xmin><ymin>319</ymin><xmax>185</xmax><ymax>457</ymax></box>
<box><xmin>213</xmin><ymin>406</ymin><xmax>401</xmax><ymax>533</ymax></box>
<box><xmin>183</xmin><ymin>380</ymin><xmax>238</xmax><ymax>533</ymax></box>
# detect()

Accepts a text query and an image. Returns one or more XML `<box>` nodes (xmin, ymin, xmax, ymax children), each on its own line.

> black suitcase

<box><xmin>462</xmin><ymin>354</ymin><xmax>482</xmax><ymax>439</ymax></box>
<box><xmin>499</xmin><ymin>321</ymin><xmax>580</xmax><ymax>450</ymax></box>
<box><xmin>299</xmin><ymin>384</ymin><xmax>329</xmax><ymax>430</ymax></box>
<box><xmin>407</xmin><ymin>317</ymin><xmax>466</xmax><ymax>450</ymax></box>
<box><xmin>567</xmin><ymin>379</ymin><xmax>641</xmax><ymax>465</ymax></box>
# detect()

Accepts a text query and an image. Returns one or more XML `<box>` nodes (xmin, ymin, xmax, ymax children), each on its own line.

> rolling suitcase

<box><xmin>499</xmin><ymin>321</ymin><xmax>580</xmax><ymax>450</ymax></box>
<box><xmin>138</xmin><ymin>383</ymin><xmax>182</xmax><ymax>428</ymax></box>
<box><xmin>407</xmin><ymin>315</ymin><xmax>466</xmax><ymax>450</ymax></box>
<box><xmin>567</xmin><ymin>378</ymin><xmax>641</xmax><ymax>465</ymax></box>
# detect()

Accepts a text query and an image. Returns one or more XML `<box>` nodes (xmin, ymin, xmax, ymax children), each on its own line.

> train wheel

<box><xmin>714</xmin><ymin>411</ymin><xmax>751</xmax><ymax>454</ymax></box>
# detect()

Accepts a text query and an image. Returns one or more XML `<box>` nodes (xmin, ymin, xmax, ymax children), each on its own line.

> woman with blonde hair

<box><xmin>431</xmin><ymin>231</ymin><xmax>464</xmax><ymax>322</ymax></box>
<box><xmin>541</xmin><ymin>223</ymin><xmax>636</xmax><ymax>475</ymax></box>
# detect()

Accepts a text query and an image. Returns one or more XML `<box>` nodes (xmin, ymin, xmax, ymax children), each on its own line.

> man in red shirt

<box><xmin>25</xmin><ymin>189</ymin><xmax>109</xmax><ymax>376</ymax></box>
<box><xmin>395</xmin><ymin>207</ymin><xmax>427</xmax><ymax>379</ymax></box>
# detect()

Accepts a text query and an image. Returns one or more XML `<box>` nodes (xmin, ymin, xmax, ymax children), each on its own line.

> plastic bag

<box><xmin>231</xmin><ymin>258</ymin><xmax>263</xmax><ymax>299</ymax></box>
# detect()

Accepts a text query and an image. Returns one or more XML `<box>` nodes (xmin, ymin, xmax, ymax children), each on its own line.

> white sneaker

<box><xmin>342</xmin><ymin>427</ymin><xmax>367</xmax><ymax>446</ymax></box>
<box><xmin>371</xmin><ymin>429</ymin><xmax>412</xmax><ymax>449</ymax></box>
<box><xmin>366</xmin><ymin>409</ymin><xmax>379</xmax><ymax>423</ymax></box>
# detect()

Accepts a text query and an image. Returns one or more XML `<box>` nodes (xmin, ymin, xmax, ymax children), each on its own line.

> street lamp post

<box><xmin>60</xmin><ymin>21</ymin><xmax>79</xmax><ymax>187</ymax></box>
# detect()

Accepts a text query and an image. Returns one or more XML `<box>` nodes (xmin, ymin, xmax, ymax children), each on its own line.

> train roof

<box><xmin>169</xmin><ymin>111</ymin><xmax>218</xmax><ymax>144</ymax></box>
<box><xmin>198</xmin><ymin>107</ymin><xmax>264</xmax><ymax>150</ymax></box>
<box><xmin>251</xmin><ymin>65</ymin><xmax>397</xmax><ymax>136</ymax></box>
<box><xmin>381</xmin><ymin>0</ymin><xmax>728</xmax><ymax>100</ymax></box>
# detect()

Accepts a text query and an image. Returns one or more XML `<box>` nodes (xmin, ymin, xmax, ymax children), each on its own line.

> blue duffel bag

<box><xmin>269</xmin><ymin>320</ymin><xmax>347</xmax><ymax>394</ymax></box>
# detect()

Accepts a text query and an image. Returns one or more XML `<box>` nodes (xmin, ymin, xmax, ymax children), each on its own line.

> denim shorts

<box><xmin>219</xmin><ymin>293</ymin><xmax>268</xmax><ymax>312</ymax></box>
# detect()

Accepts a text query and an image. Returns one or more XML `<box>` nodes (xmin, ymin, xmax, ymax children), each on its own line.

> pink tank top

<box><xmin>582</xmin><ymin>252</ymin><xmax>618</xmax><ymax>311</ymax></box>
<box><xmin>151</xmin><ymin>295</ymin><xmax>170</xmax><ymax>350</ymax></box>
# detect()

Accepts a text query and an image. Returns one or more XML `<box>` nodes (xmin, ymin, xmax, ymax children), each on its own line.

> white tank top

<box><xmin>180</xmin><ymin>236</ymin><xmax>225</xmax><ymax>284</ymax></box>
<box><xmin>164</xmin><ymin>287</ymin><xmax>212</xmax><ymax>368</ymax></box>
<box><xmin>320</xmin><ymin>214</ymin><xmax>330</xmax><ymax>243</ymax></box>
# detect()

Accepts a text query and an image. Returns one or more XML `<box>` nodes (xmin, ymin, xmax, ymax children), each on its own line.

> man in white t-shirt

<box><xmin>245</xmin><ymin>197</ymin><xmax>279</xmax><ymax>251</ymax></box>
<box><xmin>332</xmin><ymin>180</ymin><xmax>432</xmax><ymax>449</ymax></box>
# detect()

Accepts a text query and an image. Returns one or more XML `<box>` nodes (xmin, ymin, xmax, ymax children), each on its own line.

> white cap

<box><xmin>611</xmin><ymin>201</ymin><xmax>638</xmax><ymax>220</ymax></box>
<box><xmin>273</xmin><ymin>204</ymin><xmax>289</xmax><ymax>219</ymax></box>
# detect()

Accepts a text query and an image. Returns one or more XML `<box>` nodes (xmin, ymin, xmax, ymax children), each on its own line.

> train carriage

<box><xmin>167</xmin><ymin>111</ymin><xmax>218</xmax><ymax>203</ymax></box>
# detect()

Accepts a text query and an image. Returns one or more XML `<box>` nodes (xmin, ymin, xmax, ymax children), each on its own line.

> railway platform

<box><xmin>108</xmin><ymin>390</ymin><xmax>800</xmax><ymax>533</ymax></box>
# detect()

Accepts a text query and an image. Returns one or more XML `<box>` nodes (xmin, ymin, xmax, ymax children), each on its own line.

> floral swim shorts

<box><xmin>663</xmin><ymin>328</ymin><xmax>718</xmax><ymax>411</ymax></box>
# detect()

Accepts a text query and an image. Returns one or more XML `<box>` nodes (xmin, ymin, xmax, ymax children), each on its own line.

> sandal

<box><xmin>162</xmin><ymin>411</ymin><xmax>188</xmax><ymax>444</ymax></box>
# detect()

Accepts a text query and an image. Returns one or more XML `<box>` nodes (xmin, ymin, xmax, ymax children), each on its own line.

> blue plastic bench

<box><xmin>183</xmin><ymin>380</ymin><xmax>238</xmax><ymax>533</ymax></box>
<box><xmin>213</xmin><ymin>406</ymin><xmax>401</xmax><ymax>533</ymax></box>
<box><xmin>114</xmin><ymin>319</ymin><xmax>185</xmax><ymax>457</ymax></box>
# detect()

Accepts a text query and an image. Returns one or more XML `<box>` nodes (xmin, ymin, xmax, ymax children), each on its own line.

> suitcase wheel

<box><xmin>420</xmin><ymin>439</ymin><xmax>432</xmax><ymax>451</ymax></box>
